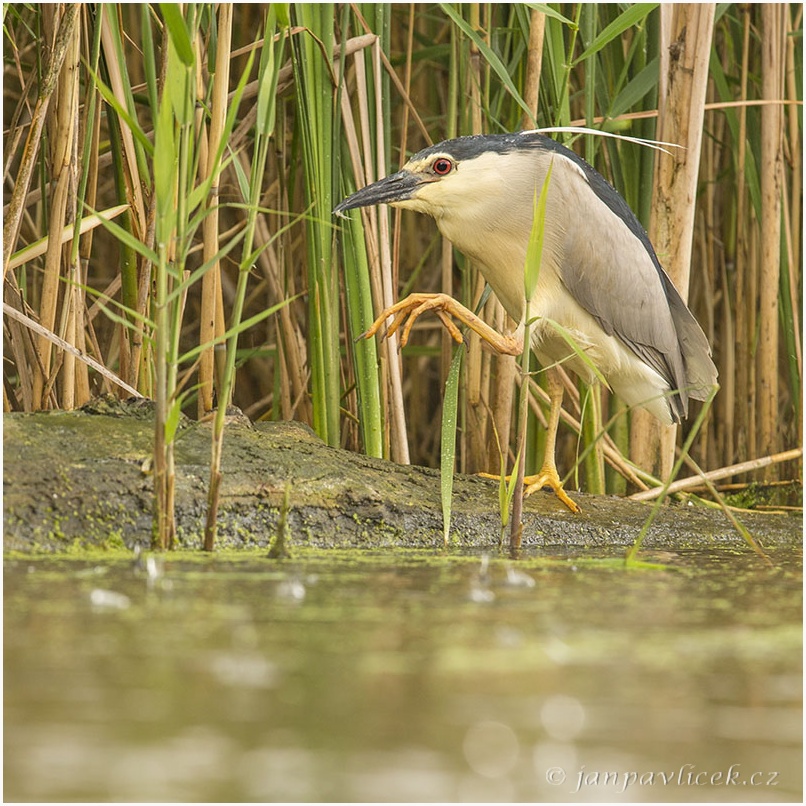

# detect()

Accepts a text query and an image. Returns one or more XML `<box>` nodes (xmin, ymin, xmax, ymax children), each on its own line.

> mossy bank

<box><xmin>4</xmin><ymin>401</ymin><xmax>801</xmax><ymax>553</ymax></box>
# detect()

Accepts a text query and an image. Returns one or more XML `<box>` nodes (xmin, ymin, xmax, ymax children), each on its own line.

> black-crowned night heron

<box><xmin>334</xmin><ymin>131</ymin><xmax>718</xmax><ymax>512</ymax></box>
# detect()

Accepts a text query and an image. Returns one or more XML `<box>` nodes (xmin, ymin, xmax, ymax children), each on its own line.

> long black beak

<box><xmin>333</xmin><ymin>170</ymin><xmax>422</xmax><ymax>217</ymax></box>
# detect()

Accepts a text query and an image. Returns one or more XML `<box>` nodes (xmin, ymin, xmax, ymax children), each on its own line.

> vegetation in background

<box><xmin>3</xmin><ymin>4</ymin><xmax>802</xmax><ymax>546</ymax></box>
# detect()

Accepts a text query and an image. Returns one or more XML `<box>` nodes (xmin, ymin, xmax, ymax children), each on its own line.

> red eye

<box><xmin>432</xmin><ymin>158</ymin><xmax>453</xmax><ymax>176</ymax></box>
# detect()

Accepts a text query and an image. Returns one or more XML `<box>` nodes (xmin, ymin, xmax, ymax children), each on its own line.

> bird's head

<box><xmin>334</xmin><ymin>149</ymin><xmax>461</xmax><ymax>219</ymax></box>
<box><xmin>334</xmin><ymin>133</ymin><xmax>545</xmax><ymax>224</ymax></box>
<box><xmin>334</xmin><ymin>133</ymin><xmax>562</xmax><ymax>320</ymax></box>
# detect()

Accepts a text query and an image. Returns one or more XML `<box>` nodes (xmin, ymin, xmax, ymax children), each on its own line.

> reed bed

<box><xmin>3</xmin><ymin>4</ymin><xmax>801</xmax><ymax>546</ymax></box>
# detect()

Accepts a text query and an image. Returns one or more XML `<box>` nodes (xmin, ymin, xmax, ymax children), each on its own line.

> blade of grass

<box><xmin>441</xmin><ymin>345</ymin><xmax>464</xmax><ymax>546</ymax></box>
<box><xmin>291</xmin><ymin>4</ymin><xmax>341</xmax><ymax>447</ymax></box>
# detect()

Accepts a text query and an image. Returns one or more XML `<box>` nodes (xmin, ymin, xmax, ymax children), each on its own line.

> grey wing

<box><xmin>660</xmin><ymin>273</ymin><xmax>719</xmax><ymax>400</ymax></box>
<box><xmin>549</xmin><ymin>155</ymin><xmax>716</xmax><ymax>416</ymax></box>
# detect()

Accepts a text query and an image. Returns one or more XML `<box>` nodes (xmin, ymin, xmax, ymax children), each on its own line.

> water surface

<box><xmin>4</xmin><ymin>547</ymin><xmax>802</xmax><ymax>802</ymax></box>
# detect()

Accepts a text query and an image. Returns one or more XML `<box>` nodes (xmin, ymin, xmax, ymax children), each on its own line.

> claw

<box><xmin>479</xmin><ymin>465</ymin><xmax>581</xmax><ymax>514</ymax></box>
<box><xmin>361</xmin><ymin>293</ymin><xmax>522</xmax><ymax>356</ymax></box>
<box><xmin>523</xmin><ymin>466</ymin><xmax>581</xmax><ymax>513</ymax></box>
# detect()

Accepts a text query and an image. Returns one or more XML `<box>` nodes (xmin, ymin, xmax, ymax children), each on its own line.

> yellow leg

<box><xmin>480</xmin><ymin>368</ymin><xmax>580</xmax><ymax>513</ymax></box>
<box><xmin>365</xmin><ymin>293</ymin><xmax>578</xmax><ymax>513</ymax></box>
<box><xmin>361</xmin><ymin>293</ymin><xmax>522</xmax><ymax>356</ymax></box>
<box><xmin>523</xmin><ymin>368</ymin><xmax>580</xmax><ymax>513</ymax></box>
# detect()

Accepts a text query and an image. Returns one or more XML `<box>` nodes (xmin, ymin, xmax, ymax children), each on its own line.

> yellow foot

<box><xmin>479</xmin><ymin>466</ymin><xmax>581</xmax><ymax>514</ymax></box>
<box><xmin>361</xmin><ymin>293</ymin><xmax>464</xmax><ymax>349</ymax></box>
<box><xmin>523</xmin><ymin>467</ymin><xmax>581</xmax><ymax>514</ymax></box>
<box><xmin>361</xmin><ymin>293</ymin><xmax>522</xmax><ymax>355</ymax></box>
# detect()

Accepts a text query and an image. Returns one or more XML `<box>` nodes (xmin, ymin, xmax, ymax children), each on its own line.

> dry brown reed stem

<box><xmin>33</xmin><ymin>7</ymin><xmax>82</xmax><ymax>410</ymax></box>
<box><xmin>198</xmin><ymin>3</ymin><xmax>232</xmax><ymax>417</ymax></box>
<box><xmin>3</xmin><ymin>22</ymin><xmax>42</xmax><ymax>411</ymax></box>
<box><xmin>72</xmin><ymin>50</ymin><xmax>103</xmax><ymax>407</ymax></box>
<box><xmin>99</xmin><ymin>9</ymin><xmax>146</xmax><ymax>237</ymax></box>
<box><xmin>782</xmin><ymin>183</ymin><xmax>802</xmax><ymax>382</ymax></box>
<box><xmin>3</xmin><ymin>36</ymin><xmax>36</xmax><ymax>177</ymax></box>
<box><xmin>338</xmin><ymin>54</ymin><xmax>384</xmax><ymax>434</ymax></box>
<box><xmin>58</xmin><ymin>17</ymin><xmax>84</xmax><ymax>410</ymax></box>
<box><xmin>98</xmin><ymin>5</ymin><xmax>154</xmax><ymax>395</ymax></box>
<box><xmin>522</xmin><ymin>8</ymin><xmax>544</xmax><ymax>130</ymax></box>
<box><xmin>389</xmin><ymin>8</ymin><xmax>417</xmax><ymax>432</ymax></box>
<box><xmin>388</xmin><ymin>7</ymin><xmax>418</xmax><ymax>457</ymax></box>
<box><xmin>758</xmin><ymin>4</ymin><xmax>787</xmax><ymax>464</ymax></box>
<box><xmin>710</xmin><ymin>90</ymin><xmax>735</xmax><ymax>473</ymax></box>
<box><xmin>349</xmin><ymin>8</ymin><xmax>431</xmax><ymax>143</ymax></box>
<box><xmin>734</xmin><ymin>7</ymin><xmax>753</xmax><ymax>469</ymax></box>
<box><xmin>129</xmin><ymin>207</ymin><xmax>157</xmax><ymax>398</ymax></box>
<box><xmin>785</xmin><ymin>8</ymin><xmax>802</xmax><ymax>277</ymax></box>
<box><xmin>4</xmin><ymin>277</ymin><xmax>45</xmax><ymax>410</ymax></box>
<box><xmin>631</xmin><ymin>3</ymin><xmax>715</xmax><ymax>480</ymax></box>
<box><xmin>397</xmin><ymin>4</ymin><xmax>416</xmax><ymax>170</ymax></box>
<box><xmin>464</xmin><ymin>3</ymin><xmax>490</xmax><ymax>474</ymax></box>
<box><xmin>629</xmin><ymin>448</ymin><xmax>803</xmax><ymax>502</ymax></box>
<box><xmin>3</xmin><ymin>3</ymin><xmax>79</xmax><ymax>279</ymax></box>
<box><xmin>371</xmin><ymin>39</ymin><xmax>410</xmax><ymax>464</ymax></box>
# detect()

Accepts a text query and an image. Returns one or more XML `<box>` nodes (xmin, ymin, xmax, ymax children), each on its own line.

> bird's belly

<box><xmin>527</xmin><ymin>268</ymin><xmax>609</xmax><ymax>372</ymax></box>
<box><xmin>482</xmin><ymin>259</ymin><xmax>630</xmax><ymax>379</ymax></box>
<box><xmin>528</xmin><ymin>269</ymin><xmax>673</xmax><ymax>421</ymax></box>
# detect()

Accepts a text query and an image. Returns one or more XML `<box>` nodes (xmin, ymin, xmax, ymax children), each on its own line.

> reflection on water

<box><xmin>4</xmin><ymin>547</ymin><xmax>802</xmax><ymax>802</ymax></box>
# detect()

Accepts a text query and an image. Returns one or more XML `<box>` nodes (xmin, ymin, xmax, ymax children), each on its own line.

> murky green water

<box><xmin>4</xmin><ymin>547</ymin><xmax>802</xmax><ymax>802</ymax></box>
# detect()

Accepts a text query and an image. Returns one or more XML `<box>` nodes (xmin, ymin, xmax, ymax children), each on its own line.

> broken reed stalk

<box><xmin>3</xmin><ymin>302</ymin><xmax>142</xmax><ymax>397</ymax></box>
<box><xmin>630</xmin><ymin>447</ymin><xmax>803</xmax><ymax>502</ymax></box>
<box><xmin>57</xmin><ymin>21</ymin><xmax>82</xmax><ymax>411</ymax></box>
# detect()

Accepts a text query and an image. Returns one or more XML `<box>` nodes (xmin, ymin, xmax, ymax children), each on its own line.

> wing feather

<box><xmin>547</xmin><ymin>153</ymin><xmax>716</xmax><ymax>419</ymax></box>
